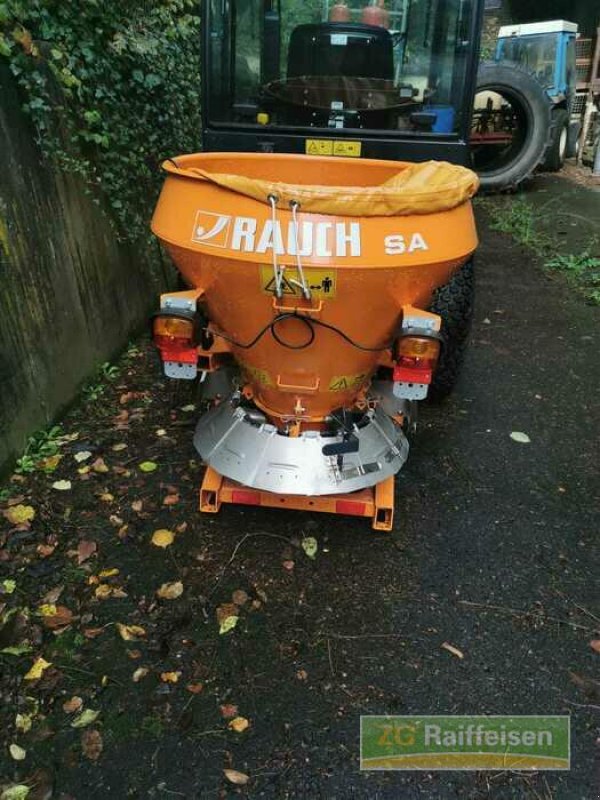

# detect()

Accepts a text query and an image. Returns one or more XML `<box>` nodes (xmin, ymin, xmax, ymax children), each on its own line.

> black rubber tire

<box><xmin>543</xmin><ymin>108</ymin><xmax>569</xmax><ymax>172</ymax></box>
<box><xmin>473</xmin><ymin>61</ymin><xmax>552</xmax><ymax>192</ymax></box>
<box><xmin>427</xmin><ymin>259</ymin><xmax>474</xmax><ymax>402</ymax></box>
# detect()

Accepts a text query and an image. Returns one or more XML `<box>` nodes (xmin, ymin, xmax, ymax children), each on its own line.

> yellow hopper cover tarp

<box><xmin>176</xmin><ymin>160</ymin><xmax>479</xmax><ymax>217</ymax></box>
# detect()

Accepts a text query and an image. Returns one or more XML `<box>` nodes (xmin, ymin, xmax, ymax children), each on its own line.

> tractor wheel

<box><xmin>472</xmin><ymin>61</ymin><xmax>552</xmax><ymax>192</ymax></box>
<box><xmin>543</xmin><ymin>108</ymin><xmax>569</xmax><ymax>172</ymax></box>
<box><xmin>427</xmin><ymin>258</ymin><xmax>474</xmax><ymax>402</ymax></box>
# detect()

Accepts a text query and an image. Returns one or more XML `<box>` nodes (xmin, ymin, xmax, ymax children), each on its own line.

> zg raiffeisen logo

<box><xmin>191</xmin><ymin>210</ymin><xmax>232</xmax><ymax>248</ymax></box>
<box><xmin>360</xmin><ymin>715</ymin><xmax>570</xmax><ymax>771</ymax></box>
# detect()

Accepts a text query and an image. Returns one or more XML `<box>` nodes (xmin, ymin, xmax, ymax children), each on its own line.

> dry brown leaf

<box><xmin>232</xmin><ymin>589</ymin><xmax>249</xmax><ymax>607</ymax></box>
<box><xmin>43</xmin><ymin>605</ymin><xmax>73</xmax><ymax>630</ymax></box>
<box><xmin>223</xmin><ymin>768</ymin><xmax>249</xmax><ymax>786</ymax></box>
<box><xmin>296</xmin><ymin>669</ymin><xmax>308</xmax><ymax>681</ymax></box>
<box><xmin>590</xmin><ymin>640</ymin><xmax>600</xmax><ymax>654</ymax></box>
<box><xmin>77</xmin><ymin>540</ymin><xmax>97</xmax><ymax>565</ymax></box>
<box><xmin>63</xmin><ymin>696</ymin><xmax>83</xmax><ymax>714</ymax></box>
<box><xmin>116</xmin><ymin>623</ymin><xmax>146</xmax><ymax>641</ymax></box>
<box><xmin>441</xmin><ymin>641</ymin><xmax>465</xmax><ymax>660</ymax></box>
<box><xmin>131</xmin><ymin>500</ymin><xmax>143</xmax><ymax>512</ymax></box>
<box><xmin>83</xmin><ymin>627</ymin><xmax>104</xmax><ymax>639</ymax></box>
<box><xmin>162</xmin><ymin>493</ymin><xmax>179</xmax><ymax>506</ymax></box>
<box><xmin>282</xmin><ymin>560</ymin><xmax>295</xmax><ymax>571</ymax></box>
<box><xmin>41</xmin><ymin>585</ymin><xmax>64</xmax><ymax>605</ymax></box>
<box><xmin>216</xmin><ymin>603</ymin><xmax>239</xmax><ymax>625</ymax></box>
<box><xmin>219</xmin><ymin>703</ymin><xmax>238</xmax><ymax>719</ymax></box>
<box><xmin>92</xmin><ymin>457</ymin><xmax>109</xmax><ymax>473</ymax></box>
<box><xmin>156</xmin><ymin>581</ymin><xmax>184</xmax><ymax>600</ymax></box>
<box><xmin>81</xmin><ymin>728</ymin><xmax>103</xmax><ymax>761</ymax></box>
<box><xmin>36</xmin><ymin>544</ymin><xmax>56</xmax><ymax>558</ymax></box>
<box><xmin>186</xmin><ymin>682</ymin><xmax>203</xmax><ymax>694</ymax></box>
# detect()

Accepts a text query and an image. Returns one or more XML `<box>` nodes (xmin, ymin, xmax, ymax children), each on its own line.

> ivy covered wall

<box><xmin>0</xmin><ymin>1</ymin><xmax>202</xmax><ymax>470</ymax></box>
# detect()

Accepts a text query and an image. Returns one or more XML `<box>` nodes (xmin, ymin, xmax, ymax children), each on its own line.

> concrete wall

<box><xmin>0</xmin><ymin>64</ymin><xmax>168</xmax><ymax>471</ymax></box>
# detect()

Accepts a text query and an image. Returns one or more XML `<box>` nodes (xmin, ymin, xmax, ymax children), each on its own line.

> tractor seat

<box><xmin>287</xmin><ymin>22</ymin><xmax>394</xmax><ymax>81</ymax></box>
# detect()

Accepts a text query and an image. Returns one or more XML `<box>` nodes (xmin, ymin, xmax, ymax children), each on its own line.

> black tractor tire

<box><xmin>427</xmin><ymin>259</ymin><xmax>474</xmax><ymax>402</ymax></box>
<box><xmin>543</xmin><ymin>108</ymin><xmax>569</xmax><ymax>172</ymax></box>
<box><xmin>473</xmin><ymin>61</ymin><xmax>552</xmax><ymax>192</ymax></box>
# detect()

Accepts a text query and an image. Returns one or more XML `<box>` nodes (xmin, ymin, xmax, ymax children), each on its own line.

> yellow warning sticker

<box><xmin>328</xmin><ymin>373</ymin><xmax>368</xmax><ymax>392</ymax></box>
<box><xmin>260</xmin><ymin>265</ymin><xmax>336</xmax><ymax>300</ymax></box>
<box><xmin>305</xmin><ymin>139</ymin><xmax>361</xmax><ymax>158</ymax></box>
<box><xmin>333</xmin><ymin>140</ymin><xmax>362</xmax><ymax>157</ymax></box>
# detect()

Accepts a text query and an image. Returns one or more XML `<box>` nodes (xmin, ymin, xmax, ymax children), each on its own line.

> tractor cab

<box><xmin>202</xmin><ymin>0</ymin><xmax>483</xmax><ymax>165</ymax></box>
<box><xmin>495</xmin><ymin>20</ymin><xmax>578</xmax><ymax>107</ymax></box>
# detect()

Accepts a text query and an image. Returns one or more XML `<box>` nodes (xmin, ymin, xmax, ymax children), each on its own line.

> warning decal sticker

<box><xmin>259</xmin><ymin>265</ymin><xmax>337</xmax><ymax>299</ymax></box>
<box><xmin>328</xmin><ymin>373</ymin><xmax>367</xmax><ymax>392</ymax></box>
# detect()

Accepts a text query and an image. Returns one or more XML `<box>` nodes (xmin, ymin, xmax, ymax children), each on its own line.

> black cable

<box><xmin>208</xmin><ymin>312</ymin><xmax>394</xmax><ymax>353</ymax></box>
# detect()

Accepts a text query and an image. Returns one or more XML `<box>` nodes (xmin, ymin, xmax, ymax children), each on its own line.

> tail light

<box><xmin>152</xmin><ymin>311</ymin><xmax>198</xmax><ymax>379</ymax></box>
<box><xmin>392</xmin><ymin>333</ymin><xmax>442</xmax><ymax>401</ymax></box>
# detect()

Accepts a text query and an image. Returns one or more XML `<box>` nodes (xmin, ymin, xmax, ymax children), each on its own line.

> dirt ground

<box><xmin>0</xmin><ymin>209</ymin><xmax>598</xmax><ymax>800</ymax></box>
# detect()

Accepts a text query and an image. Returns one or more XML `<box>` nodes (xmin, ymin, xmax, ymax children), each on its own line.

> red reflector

<box><xmin>155</xmin><ymin>340</ymin><xmax>198</xmax><ymax>364</ymax></box>
<box><xmin>231</xmin><ymin>490</ymin><xmax>261</xmax><ymax>506</ymax></box>
<box><xmin>393</xmin><ymin>365</ymin><xmax>433</xmax><ymax>384</ymax></box>
<box><xmin>336</xmin><ymin>500</ymin><xmax>367</xmax><ymax>517</ymax></box>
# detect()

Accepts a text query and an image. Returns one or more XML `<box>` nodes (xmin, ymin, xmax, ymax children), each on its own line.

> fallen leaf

<box><xmin>510</xmin><ymin>431</ymin><xmax>531</xmax><ymax>444</ymax></box>
<box><xmin>131</xmin><ymin>500</ymin><xmax>143</xmax><ymax>512</ymax></box>
<box><xmin>15</xmin><ymin>714</ymin><xmax>32</xmax><ymax>733</ymax></box>
<box><xmin>92</xmin><ymin>457</ymin><xmax>109</xmax><ymax>473</ymax></box>
<box><xmin>296</xmin><ymin>669</ymin><xmax>308</xmax><ymax>681</ymax></box>
<box><xmin>3</xmin><ymin>505</ymin><xmax>35</xmax><ymax>525</ymax></box>
<box><xmin>77</xmin><ymin>540</ymin><xmax>97</xmax><ymax>565</ymax></box>
<box><xmin>139</xmin><ymin>461</ymin><xmax>157</xmax><ymax>473</ymax></box>
<box><xmin>74</xmin><ymin>451</ymin><xmax>92</xmax><ymax>463</ymax></box>
<box><xmin>223</xmin><ymin>769</ymin><xmax>249</xmax><ymax>786</ymax></box>
<box><xmin>0</xmin><ymin>787</ymin><xmax>30</xmax><ymax>800</ymax></box>
<box><xmin>160</xmin><ymin>671</ymin><xmax>181</xmax><ymax>683</ymax></box>
<box><xmin>112</xmin><ymin>443</ymin><xmax>128</xmax><ymax>451</ymax></box>
<box><xmin>42</xmin><ymin>605</ymin><xmax>73</xmax><ymax>630</ymax></box>
<box><xmin>41</xmin><ymin>585</ymin><xmax>64</xmax><ymax>604</ymax></box>
<box><xmin>132</xmin><ymin>667</ymin><xmax>149</xmax><ymax>683</ymax></box>
<box><xmin>590</xmin><ymin>640</ymin><xmax>600</xmax><ymax>654</ymax></box>
<box><xmin>98</xmin><ymin>568</ymin><xmax>119</xmax><ymax>578</ymax></box>
<box><xmin>186</xmin><ymin>682</ymin><xmax>203</xmax><ymax>694</ymax></box>
<box><xmin>51</xmin><ymin>480</ymin><xmax>72</xmax><ymax>491</ymax></box>
<box><xmin>228</xmin><ymin>716</ymin><xmax>249</xmax><ymax>733</ymax></box>
<box><xmin>63</xmin><ymin>696</ymin><xmax>83</xmax><ymax>714</ymax></box>
<box><xmin>83</xmin><ymin>627</ymin><xmax>105</xmax><ymax>638</ymax></box>
<box><xmin>99</xmin><ymin>492</ymin><xmax>114</xmax><ymax>503</ymax></box>
<box><xmin>216</xmin><ymin>603</ymin><xmax>239</xmax><ymax>624</ymax></box>
<box><xmin>219</xmin><ymin>615</ymin><xmax>238</xmax><ymax>635</ymax></box>
<box><xmin>220</xmin><ymin>703</ymin><xmax>238</xmax><ymax>719</ymax></box>
<box><xmin>301</xmin><ymin>537</ymin><xmax>318</xmax><ymax>559</ymax></box>
<box><xmin>38</xmin><ymin>454</ymin><xmax>62</xmax><ymax>472</ymax></box>
<box><xmin>441</xmin><ymin>641</ymin><xmax>465</xmax><ymax>660</ymax></box>
<box><xmin>24</xmin><ymin>657</ymin><xmax>52</xmax><ymax>681</ymax></box>
<box><xmin>116</xmin><ymin>623</ymin><xmax>146</xmax><ymax>641</ymax></box>
<box><xmin>94</xmin><ymin>584</ymin><xmax>127</xmax><ymax>600</ymax></box>
<box><xmin>78</xmin><ymin>466</ymin><xmax>90</xmax><ymax>475</ymax></box>
<box><xmin>282</xmin><ymin>560</ymin><xmax>295</xmax><ymax>571</ymax></box>
<box><xmin>151</xmin><ymin>529</ymin><xmax>174</xmax><ymax>548</ymax></box>
<box><xmin>162</xmin><ymin>493</ymin><xmax>179</xmax><ymax>506</ymax></box>
<box><xmin>71</xmin><ymin>708</ymin><xmax>100</xmax><ymax>728</ymax></box>
<box><xmin>156</xmin><ymin>429</ymin><xmax>167</xmax><ymax>437</ymax></box>
<box><xmin>1</xmin><ymin>645</ymin><xmax>33</xmax><ymax>656</ymax></box>
<box><xmin>180</xmin><ymin>404</ymin><xmax>196</xmax><ymax>412</ymax></box>
<box><xmin>36</xmin><ymin>544</ymin><xmax>56</xmax><ymax>558</ymax></box>
<box><xmin>232</xmin><ymin>589</ymin><xmax>249</xmax><ymax>607</ymax></box>
<box><xmin>37</xmin><ymin>604</ymin><xmax>57</xmax><ymax>617</ymax></box>
<box><xmin>9</xmin><ymin>743</ymin><xmax>26</xmax><ymax>761</ymax></box>
<box><xmin>81</xmin><ymin>728</ymin><xmax>103</xmax><ymax>761</ymax></box>
<box><xmin>2</xmin><ymin>579</ymin><xmax>16</xmax><ymax>594</ymax></box>
<box><xmin>156</xmin><ymin>581</ymin><xmax>184</xmax><ymax>600</ymax></box>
